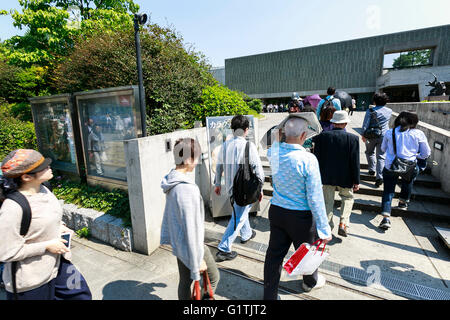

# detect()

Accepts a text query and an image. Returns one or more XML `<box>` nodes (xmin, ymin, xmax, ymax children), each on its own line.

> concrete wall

<box><xmin>389</xmin><ymin>112</ymin><xmax>450</xmax><ymax>194</ymax></box>
<box><xmin>210</xmin><ymin>67</ymin><xmax>225</xmax><ymax>85</ymax></box>
<box><xmin>123</xmin><ymin>128</ymin><xmax>210</xmax><ymax>255</ymax></box>
<box><xmin>387</xmin><ymin>102</ymin><xmax>450</xmax><ymax>131</ymax></box>
<box><xmin>377</xmin><ymin>66</ymin><xmax>450</xmax><ymax>101</ymax></box>
<box><xmin>226</xmin><ymin>25</ymin><xmax>450</xmax><ymax>97</ymax></box>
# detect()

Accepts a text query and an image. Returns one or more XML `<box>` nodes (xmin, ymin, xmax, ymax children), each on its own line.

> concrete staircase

<box><xmin>261</xmin><ymin>156</ymin><xmax>450</xmax><ymax>224</ymax></box>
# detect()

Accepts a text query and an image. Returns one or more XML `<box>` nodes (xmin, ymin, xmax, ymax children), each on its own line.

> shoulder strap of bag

<box><xmin>6</xmin><ymin>191</ymin><xmax>32</xmax><ymax>236</ymax></box>
<box><xmin>244</xmin><ymin>141</ymin><xmax>250</xmax><ymax>178</ymax></box>
<box><xmin>5</xmin><ymin>191</ymin><xmax>32</xmax><ymax>300</ymax></box>
<box><xmin>392</xmin><ymin>127</ymin><xmax>397</xmax><ymax>156</ymax></box>
<box><xmin>369</xmin><ymin>107</ymin><xmax>380</xmax><ymax>125</ymax></box>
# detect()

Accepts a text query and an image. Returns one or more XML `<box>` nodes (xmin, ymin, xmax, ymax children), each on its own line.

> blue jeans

<box><xmin>365</xmin><ymin>137</ymin><xmax>385</xmax><ymax>180</ymax></box>
<box><xmin>381</xmin><ymin>166</ymin><xmax>419</xmax><ymax>216</ymax></box>
<box><xmin>218</xmin><ymin>202</ymin><xmax>253</xmax><ymax>253</ymax></box>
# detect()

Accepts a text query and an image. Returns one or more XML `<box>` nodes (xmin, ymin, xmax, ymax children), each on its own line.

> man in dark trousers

<box><xmin>313</xmin><ymin>111</ymin><xmax>360</xmax><ymax>237</ymax></box>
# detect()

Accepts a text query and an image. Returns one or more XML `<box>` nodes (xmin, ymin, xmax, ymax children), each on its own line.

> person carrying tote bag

<box><xmin>160</xmin><ymin>138</ymin><xmax>220</xmax><ymax>300</ymax></box>
<box><xmin>0</xmin><ymin>149</ymin><xmax>92</xmax><ymax>300</ymax></box>
<box><xmin>378</xmin><ymin>112</ymin><xmax>431</xmax><ymax>230</ymax></box>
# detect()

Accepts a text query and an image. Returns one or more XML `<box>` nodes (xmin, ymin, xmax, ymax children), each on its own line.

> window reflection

<box><xmin>33</xmin><ymin>102</ymin><xmax>77</xmax><ymax>173</ymax></box>
<box><xmin>78</xmin><ymin>94</ymin><xmax>137</xmax><ymax>181</ymax></box>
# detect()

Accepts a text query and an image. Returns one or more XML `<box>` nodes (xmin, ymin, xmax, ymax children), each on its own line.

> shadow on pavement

<box><xmin>339</xmin><ymin>259</ymin><xmax>449</xmax><ymax>297</ymax></box>
<box><xmin>350</xmin><ymin>233</ymin><xmax>448</xmax><ymax>262</ymax></box>
<box><xmin>102</xmin><ymin>280</ymin><xmax>166</xmax><ymax>300</ymax></box>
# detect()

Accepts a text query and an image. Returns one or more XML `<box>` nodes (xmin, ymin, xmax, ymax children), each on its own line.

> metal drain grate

<box><xmin>205</xmin><ymin>230</ymin><xmax>450</xmax><ymax>300</ymax></box>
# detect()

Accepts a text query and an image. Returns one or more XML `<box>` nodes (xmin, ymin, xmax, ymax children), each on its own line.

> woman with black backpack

<box><xmin>0</xmin><ymin>149</ymin><xmax>92</xmax><ymax>300</ymax></box>
<box><xmin>378</xmin><ymin>112</ymin><xmax>431</xmax><ymax>230</ymax></box>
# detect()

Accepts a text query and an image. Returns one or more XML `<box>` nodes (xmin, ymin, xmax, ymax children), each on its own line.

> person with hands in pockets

<box><xmin>264</xmin><ymin>117</ymin><xmax>332</xmax><ymax>300</ymax></box>
<box><xmin>0</xmin><ymin>149</ymin><xmax>92</xmax><ymax>300</ymax></box>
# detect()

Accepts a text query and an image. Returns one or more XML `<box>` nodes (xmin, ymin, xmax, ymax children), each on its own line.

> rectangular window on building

<box><xmin>383</xmin><ymin>48</ymin><xmax>433</xmax><ymax>71</ymax></box>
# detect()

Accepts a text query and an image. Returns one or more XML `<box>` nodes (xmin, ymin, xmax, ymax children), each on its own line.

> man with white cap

<box><xmin>312</xmin><ymin>111</ymin><xmax>360</xmax><ymax>237</ymax></box>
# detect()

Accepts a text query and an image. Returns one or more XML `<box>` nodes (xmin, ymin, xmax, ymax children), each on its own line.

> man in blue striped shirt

<box><xmin>264</xmin><ymin>117</ymin><xmax>332</xmax><ymax>299</ymax></box>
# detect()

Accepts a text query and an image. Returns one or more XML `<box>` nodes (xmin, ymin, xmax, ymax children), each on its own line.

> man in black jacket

<box><xmin>312</xmin><ymin>111</ymin><xmax>360</xmax><ymax>237</ymax></box>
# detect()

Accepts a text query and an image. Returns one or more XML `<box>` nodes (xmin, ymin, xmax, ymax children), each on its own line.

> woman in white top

<box><xmin>378</xmin><ymin>111</ymin><xmax>431</xmax><ymax>230</ymax></box>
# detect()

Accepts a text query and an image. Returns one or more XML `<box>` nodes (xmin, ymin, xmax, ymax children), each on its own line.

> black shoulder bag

<box><xmin>389</xmin><ymin>128</ymin><xmax>417</xmax><ymax>182</ymax></box>
<box><xmin>232</xmin><ymin>141</ymin><xmax>263</xmax><ymax>230</ymax></box>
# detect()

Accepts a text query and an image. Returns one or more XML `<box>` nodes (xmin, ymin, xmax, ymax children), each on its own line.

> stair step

<box><xmin>262</xmin><ymin>184</ymin><xmax>450</xmax><ymax>222</ymax></box>
<box><xmin>434</xmin><ymin>226</ymin><xmax>450</xmax><ymax>249</ymax></box>
<box><xmin>265</xmin><ymin>174</ymin><xmax>442</xmax><ymax>190</ymax></box>
<box><xmin>355</xmin><ymin>182</ymin><xmax>450</xmax><ymax>205</ymax></box>
<box><xmin>360</xmin><ymin>170</ymin><xmax>441</xmax><ymax>189</ymax></box>
<box><xmin>336</xmin><ymin>195</ymin><xmax>450</xmax><ymax>222</ymax></box>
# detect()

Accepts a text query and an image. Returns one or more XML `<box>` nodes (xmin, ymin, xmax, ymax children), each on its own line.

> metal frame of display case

<box><xmin>29</xmin><ymin>94</ymin><xmax>85</xmax><ymax>179</ymax></box>
<box><xmin>74</xmin><ymin>86</ymin><xmax>143</xmax><ymax>190</ymax></box>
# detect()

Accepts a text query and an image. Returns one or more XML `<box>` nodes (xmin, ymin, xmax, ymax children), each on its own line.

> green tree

<box><xmin>392</xmin><ymin>49</ymin><xmax>431</xmax><ymax>69</ymax></box>
<box><xmin>1</xmin><ymin>0</ymin><xmax>139</xmax><ymax>68</ymax></box>
<box><xmin>52</xmin><ymin>25</ymin><xmax>217</xmax><ymax>134</ymax></box>
<box><xmin>192</xmin><ymin>85</ymin><xmax>252</xmax><ymax>126</ymax></box>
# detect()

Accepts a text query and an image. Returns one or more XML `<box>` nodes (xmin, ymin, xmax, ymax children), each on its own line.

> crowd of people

<box><xmin>263</xmin><ymin>103</ymin><xmax>287</xmax><ymax>113</ymax></box>
<box><xmin>0</xmin><ymin>90</ymin><xmax>431</xmax><ymax>300</ymax></box>
<box><xmin>262</xmin><ymin>87</ymin><xmax>358</xmax><ymax>116</ymax></box>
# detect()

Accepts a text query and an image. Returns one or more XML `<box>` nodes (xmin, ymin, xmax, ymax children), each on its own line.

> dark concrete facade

<box><xmin>225</xmin><ymin>25</ymin><xmax>450</xmax><ymax>106</ymax></box>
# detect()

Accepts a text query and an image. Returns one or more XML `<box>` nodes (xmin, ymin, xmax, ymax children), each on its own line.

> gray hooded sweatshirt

<box><xmin>160</xmin><ymin>169</ymin><xmax>205</xmax><ymax>281</ymax></box>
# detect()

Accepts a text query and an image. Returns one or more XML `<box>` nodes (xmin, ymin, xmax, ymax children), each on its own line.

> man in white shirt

<box><xmin>214</xmin><ymin>115</ymin><xmax>265</xmax><ymax>261</ymax></box>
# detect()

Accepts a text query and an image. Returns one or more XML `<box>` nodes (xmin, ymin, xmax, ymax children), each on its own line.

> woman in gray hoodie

<box><xmin>160</xmin><ymin>138</ymin><xmax>220</xmax><ymax>300</ymax></box>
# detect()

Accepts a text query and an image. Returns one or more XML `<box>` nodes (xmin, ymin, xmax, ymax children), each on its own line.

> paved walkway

<box><xmin>1</xmin><ymin>111</ymin><xmax>449</xmax><ymax>300</ymax></box>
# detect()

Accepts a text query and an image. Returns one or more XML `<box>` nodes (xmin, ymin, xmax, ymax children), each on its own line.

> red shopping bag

<box><xmin>283</xmin><ymin>239</ymin><xmax>328</xmax><ymax>276</ymax></box>
<box><xmin>191</xmin><ymin>272</ymin><xmax>214</xmax><ymax>300</ymax></box>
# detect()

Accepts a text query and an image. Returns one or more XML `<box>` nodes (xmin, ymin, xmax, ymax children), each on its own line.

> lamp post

<box><xmin>133</xmin><ymin>13</ymin><xmax>148</xmax><ymax>137</ymax></box>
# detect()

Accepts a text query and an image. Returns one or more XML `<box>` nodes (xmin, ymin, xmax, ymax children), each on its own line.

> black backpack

<box><xmin>320</xmin><ymin>97</ymin><xmax>335</xmax><ymax>114</ymax></box>
<box><xmin>231</xmin><ymin>142</ymin><xmax>263</xmax><ymax>229</ymax></box>
<box><xmin>363</xmin><ymin>108</ymin><xmax>382</xmax><ymax>139</ymax></box>
<box><xmin>0</xmin><ymin>181</ymin><xmax>52</xmax><ymax>300</ymax></box>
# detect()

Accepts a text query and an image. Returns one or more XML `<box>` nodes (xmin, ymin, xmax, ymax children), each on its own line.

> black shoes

<box><xmin>398</xmin><ymin>201</ymin><xmax>408</xmax><ymax>210</ymax></box>
<box><xmin>241</xmin><ymin>230</ymin><xmax>256</xmax><ymax>244</ymax></box>
<box><xmin>368</xmin><ymin>170</ymin><xmax>375</xmax><ymax>176</ymax></box>
<box><xmin>375</xmin><ymin>179</ymin><xmax>383</xmax><ymax>188</ymax></box>
<box><xmin>216</xmin><ymin>250</ymin><xmax>238</xmax><ymax>261</ymax></box>
<box><xmin>379</xmin><ymin>217</ymin><xmax>391</xmax><ymax>230</ymax></box>
<box><xmin>338</xmin><ymin>223</ymin><xmax>348</xmax><ymax>237</ymax></box>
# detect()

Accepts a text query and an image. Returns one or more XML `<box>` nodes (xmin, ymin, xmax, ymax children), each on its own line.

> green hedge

<box><xmin>0</xmin><ymin>104</ymin><xmax>37</xmax><ymax>159</ymax></box>
<box><xmin>193</xmin><ymin>84</ymin><xmax>253</xmax><ymax>125</ymax></box>
<box><xmin>51</xmin><ymin>178</ymin><xmax>132</xmax><ymax>228</ymax></box>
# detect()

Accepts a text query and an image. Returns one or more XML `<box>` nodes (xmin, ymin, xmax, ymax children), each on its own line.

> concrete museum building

<box><xmin>214</xmin><ymin>24</ymin><xmax>450</xmax><ymax>109</ymax></box>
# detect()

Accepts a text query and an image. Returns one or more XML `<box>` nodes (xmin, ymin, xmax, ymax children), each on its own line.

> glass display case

<box><xmin>30</xmin><ymin>94</ymin><xmax>80</xmax><ymax>174</ymax></box>
<box><xmin>74</xmin><ymin>86</ymin><xmax>143</xmax><ymax>185</ymax></box>
<box><xmin>205</xmin><ymin>115</ymin><xmax>259</xmax><ymax>218</ymax></box>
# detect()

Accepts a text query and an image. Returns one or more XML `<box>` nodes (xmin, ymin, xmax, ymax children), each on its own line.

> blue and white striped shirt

<box><xmin>268</xmin><ymin>142</ymin><xmax>331</xmax><ymax>239</ymax></box>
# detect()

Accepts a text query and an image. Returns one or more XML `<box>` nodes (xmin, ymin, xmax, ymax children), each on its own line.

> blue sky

<box><xmin>1</xmin><ymin>0</ymin><xmax>450</xmax><ymax>67</ymax></box>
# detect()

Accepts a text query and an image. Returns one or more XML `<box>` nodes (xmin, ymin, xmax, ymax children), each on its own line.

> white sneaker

<box><xmin>302</xmin><ymin>274</ymin><xmax>326</xmax><ymax>292</ymax></box>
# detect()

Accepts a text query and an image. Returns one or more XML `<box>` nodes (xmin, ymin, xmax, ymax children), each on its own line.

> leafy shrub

<box><xmin>52</xmin><ymin>25</ymin><xmax>217</xmax><ymax>135</ymax></box>
<box><xmin>247</xmin><ymin>98</ymin><xmax>263</xmax><ymax>113</ymax></box>
<box><xmin>192</xmin><ymin>84</ymin><xmax>253</xmax><ymax>125</ymax></box>
<box><xmin>51</xmin><ymin>178</ymin><xmax>132</xmax><ymax>228</ymax></box>
<box><xmin>0</xmin><ymin>111</ymin><xmax>37</xmax><ymax>159</ymax></box>
<box><xmin>76</xmin><ymin>227</ymin><xmax>91</xmax><ymax>239</ymax></box>
<box><xmin>10</xmin><ymin>102</ymin><xmax>33</xmax><ymax>122</ymax></box>
<box><xmin>0</xmin><ymin>59</ymin><xmax>48</xmax><ymax>103</ymax></box>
